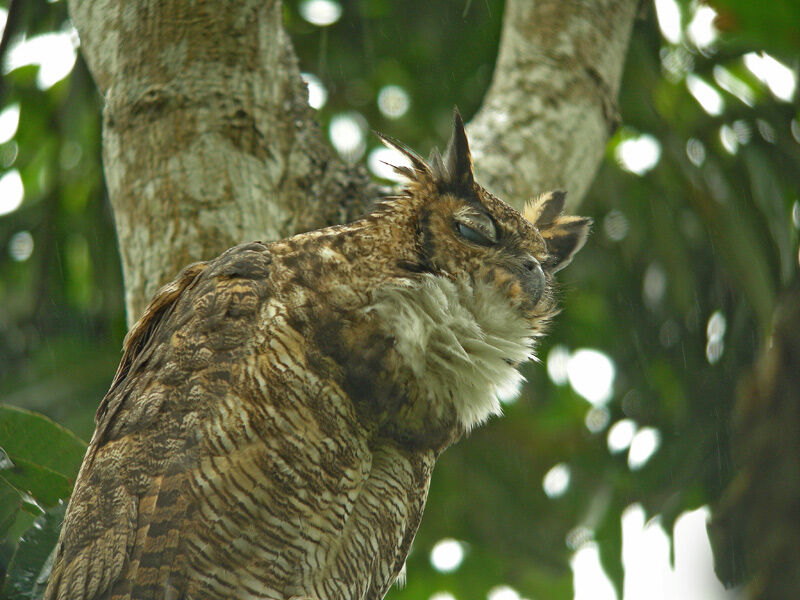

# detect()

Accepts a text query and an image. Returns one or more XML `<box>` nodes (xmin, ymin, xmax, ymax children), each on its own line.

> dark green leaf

<box><xmin>595</xmin><ymin>498</ymin><xmax>623</xmax><ymax>600</ymax></box>
<box><xmin>0</xmin><ymin>457</ymin><xmax>73</xmax><ymax>511</ymax></box>
<box><xmin>3</xmin><ymin>503</ymin><xmax>65</xmax><ymax>600</ymax></box>
<box><xmin>0</xmin><ymin>405</ymin><xmax>86</xmax><ymax>480</ymax></box>
<box><xmin>0</xmin><ymin>478</ymin><xmax>23</xmax><ymax>539</ymax></box>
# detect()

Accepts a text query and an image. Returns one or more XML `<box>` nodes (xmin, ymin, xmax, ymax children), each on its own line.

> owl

<box><xmin>45</xmin><ymin>111</ymin><xmax>590</xmax><ymax>600</ymax></box>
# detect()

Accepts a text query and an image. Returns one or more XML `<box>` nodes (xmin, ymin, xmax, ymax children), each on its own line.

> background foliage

<box><xmin>0</xmin><ymin>0</ymin><xmax>798</xmax><ymax>598</ymax></box>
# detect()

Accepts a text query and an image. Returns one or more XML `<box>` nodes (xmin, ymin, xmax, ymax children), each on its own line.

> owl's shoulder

<box><xmin>94</xmin><ymin>242</ymin><xmax>276</xmax><ymax>443</ymax></box>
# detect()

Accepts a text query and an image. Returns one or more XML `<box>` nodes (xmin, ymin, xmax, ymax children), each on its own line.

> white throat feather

<box><xmin>367</xmin><ymin>274</ymin><xmax>534</xmax><ymax>432</ymax></box>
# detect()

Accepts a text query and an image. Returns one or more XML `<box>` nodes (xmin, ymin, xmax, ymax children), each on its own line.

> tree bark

<box><xmin>68</xmin><ymin>0</ymin><xmax>381</xmax><ymax>324</ymax></box>
<box><xmin>469</xmin><ymin>0</ymin><xmax>638</xmax><ymax>210</ymax></box>
<box><xmin>68</xmin><ymin>0</ymin><xmax>637</xmax><ymax>323</ymax></box>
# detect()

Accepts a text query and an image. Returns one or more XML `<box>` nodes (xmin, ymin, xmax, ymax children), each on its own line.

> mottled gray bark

<box><xmin>470</xmin><ymin>0</ymin><xmax>638</xmax><ymax>210</ymax></box>
<box><xmin>68</xmin><ymin>0</ymin><xmax>636</xmax><ymax>324</ymax></box>
<box><xmin>68</xmin><ymin>0</ymin><xmax>380</xmax><ymax>324</ymax></box>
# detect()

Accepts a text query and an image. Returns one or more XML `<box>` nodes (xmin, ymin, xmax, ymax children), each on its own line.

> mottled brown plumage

<box><xmin>45</xmin><ymin>112</ymin><xmax>590</xmax><ymax>600</ymax></box>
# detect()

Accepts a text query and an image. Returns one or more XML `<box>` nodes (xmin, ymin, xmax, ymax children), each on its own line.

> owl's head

<box><xmin>370</xmin><ymin>112</ymin><xmax>591</xmax><ymax>434</ymax></box>
<box><xmin>379</xmin><ymin>110</ymin><xmax>590</xmax><ymax>327</ymax></box>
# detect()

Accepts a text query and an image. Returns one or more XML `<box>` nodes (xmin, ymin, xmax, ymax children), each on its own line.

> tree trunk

<box><xmin>67</xmin><ymin>0</ymin><xmax>637</xmax><ymax>324</ymax></box>
<box><xmin>710</xmin><ymin>283</ymin><xmax>800</xmax><ymax>599</ymax></box>
<box><xmin>68</xmin><ymin>0</ymin><xmax>381</xmax><ymax>324</ymax></box>
<box><xmin>470</xmin><ymin>0</ymin><xmax>637</xmax><ymax>210</ymax></box>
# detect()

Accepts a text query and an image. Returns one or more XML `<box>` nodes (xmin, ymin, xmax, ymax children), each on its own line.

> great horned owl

<box><xmin>45</xmin><ymin>112</ymin><xmax>590</xmax><ymax>600</ymax></box>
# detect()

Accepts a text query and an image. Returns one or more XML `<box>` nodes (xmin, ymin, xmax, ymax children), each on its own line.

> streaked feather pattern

<box><xmin>46</xmin><ymin>112</ymin><xmax>589</xmax><ymax>600</ymax></box>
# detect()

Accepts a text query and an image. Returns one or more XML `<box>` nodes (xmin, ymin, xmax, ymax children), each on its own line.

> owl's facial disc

<box><xmin>417</xmin><ymin>196</ymin><xmax>552</xmax><ymax>322</ymax></box>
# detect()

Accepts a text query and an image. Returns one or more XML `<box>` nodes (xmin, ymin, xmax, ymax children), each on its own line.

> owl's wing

<box><xmin>45</xmin><ymin>242</ymin><xmax>274</xmax><ymax>600</ymax></box>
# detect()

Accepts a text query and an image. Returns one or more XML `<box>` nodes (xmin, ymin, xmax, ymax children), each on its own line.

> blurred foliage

<box><xmin>709</xmin><ymin>282</ymin><xmax>800</xmax><ymax>600</ymax></box>
<box><xmin>0</xmin><ymin>0</ymin><xmax>798</xmax><ymax>598</ymax></box>
<box><xmin>0</xmin><ymin>406</ymin><xmax>85</xmax><ymax>597</ymax></box>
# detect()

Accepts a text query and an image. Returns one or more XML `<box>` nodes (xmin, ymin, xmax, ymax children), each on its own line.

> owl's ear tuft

<box><xmin>375</xmin><ymin>131</ymin><xmax>431</xmax><ymax>181</ymax></box>
<box><xmin>525</xmin><ymin>190</ymin><xmax>590</xmax><ymax>271</ymax></box>
<box><xmin>524</xmin><ymin>190</ymin><xmax>567</xmax><ymax>227</ymax></box>
<box><xmin>431</xmin><ymin>108</ymin><xmax>475</xmax><ymax>189</ymax></box>
<box><xmin>541</xmin><ymin>216</ymin><xmax>592</xmax><ymax>273</ymax></box>
<box><xmin>444</xmin><ymin>109</ymin><xmax>475</xmax><ymax>187</ymax></box>
<box><xmin>428</xmin><ymin>148</ymin><xmax>446</xmax><ymax>178</ymax></box>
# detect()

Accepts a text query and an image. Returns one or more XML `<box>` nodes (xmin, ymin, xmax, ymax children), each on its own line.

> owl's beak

<box><xmin>521</xmin><ymin>257</ymin><xmax>546</xmax><ymax>306</ymax></box>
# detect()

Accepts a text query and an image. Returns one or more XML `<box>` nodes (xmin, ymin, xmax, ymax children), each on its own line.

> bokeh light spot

<box><xmin>571</xmin><ymin>542</ymin><xmax>618</xmax><ymax>600</ymax></box>
<box><xmin>643</xmin><ymin>262</ymin><xmax>667</xmax><ymax>306</ymax></box>
<box><xmin>0</xmin><ymin>140</ymin><xmax>17</xmax><ymax>169</ymax></box>
<box><xmin>329</xmin><ymin>112</ymin><xmax>366</xmax><ymax>162</ymax></box>
<box><xmin>732</xmin><ymin>120</ymin><xmax>752</xmax><ymax>144</ymax></box>
<box><xmin>429</xmin><ymin>539</ymin><xmax>465</xmax><ymax>573</ymax></box>
<box><xmin>585</xmin><ymin>405</ymin><xmax>611</xmax><ymax>433</ymax></box>
<box><xmin>615</xmin><ymin>133</ymin><xmax>661</xmax><ymax>175</ymax></box>
<box><xmin>566</xmin><ymin>526</ymin><xmax>595</xmax><ymax>551</ymax></box>
<box><xmin>0</xmin><ymin>169</ymin><xmax>24</xmax><ymax>216</ymax></box>
<box><xmin>687</xmin><ymin>5</ymin><xmax>718</xmax><ymax>49</ymax></box>
<box><xmin>706</xmin><ymin>338</ymin><xmax>724</xmax><ymax>364</ymax></box>
<box><xmin>299</xmin><ymin>0</ymin><xmax>342</xmax><ymax>26</ymax></box>
<box><xmin>301</xmin><ymin>73</ymin><xmax>327</xmax><ymax>110</ymax></box>
<box><xmin>9</xmin><ymin>231</ymin><xmax>33</xmax><ymax>262</ymax></box>
<box><xmin>660</xmin><ymin>46</ymin><xmax>693</xmax><ymax>81</ymax></box>
<box><xmin>686</xmin><ymin>75</ymin><xmax>725</xmax><ymax>116</ymax></box>
<box><xmin>628</xmin><ymin>427</ymin><xmax>661</xmax><ymax>470</ymax></box>
<box><xmin>622</xmin><ymin>505</ymin><xmax>670</xmax><ymax>598</ymax></box>
<box><xmin>567</xmin><ymin>349</ymin><xmax>615</xmax><ymax>406</ymax></box>
<box><xmin>377</xmin><ymin>85</ymin><xmax>410</xmax><ymax>119</ymax></box>
<box><xmin>744</xmin><ymin>52</ymin><xmax>796</xmax><ymax>102</ymax></box>
<box><xmin>713</xmin><ymin>66</ymin><xmax>755</xmax><ymax>106</ymax></box>
<box><xmin>654</xmin><ymin>0</ymin><xmax>681</xmax><ymax>44</ymax></box>
<box><xmin>756</xmin><ymin>118</ymin><xmax>776</xmax><ymax>143</ymax></box>
<box><xmin>546</xmin><ymin>344</ymin><xmax>570</xmax><ymax>386</ymax></box>
<box><xmin>486</xmin><ymin>585</ymin><xmax>521</xmax><ymax>600</ymax></box>
<box><xmin>706</xmin><ymin>310</ymin><xmax>726</xmax><ymax>341</ymax></box>
<box><xmin>686</xmin><ymin>138</ymin><xmax>706</xmax><ymax>166</ymax></box>
<box><xmin>603</xmin><ymin>209</ymin><xmax>629</xmax><ymax>242</ymax></box>
<box><xmin>607</xmin><ymin>419</ymin><xmax>637</xmax><ymax>454</ymax></box>
<box><xmin>543</xmin><ymin>463</ymin><xmax>571</xmax><ymax>498</ymax></box>
<box><xmin>705</xmin><ymin>310</ymin><xmax>726</xmax><ymax>365</ymax></box>
<box><xmin>719</xmin><ymin>124</ymin><xmax>738</xmax><ymax>154</ymax></box>
<box><xmin>0</xmin><ymin>104</ymin><xmax>20</xmax><ymax>144</ymax></box>
<box><xmin>5</xmin><ymin>31</ymin><xmax>77</xmax><ymax>89</ymax></box>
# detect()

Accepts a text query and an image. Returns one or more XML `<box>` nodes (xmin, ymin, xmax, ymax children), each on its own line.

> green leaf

<box><xmin>710</xmin><ymin>0</ymin><xmax>800</xmax><ymax>57</ymax></box>
<box><xmin>743</xmin><ymin>147</ymin><xmax>797</xmax><ymax>286</ymax></box>
<box><xmin>0</xmin><ymin>478</ymin><xmax>23</xmax><ymax>539</ymax></box>
<box><xmin>595</xmin><ymin>498</ymin><xmax>624</xmax><ymax>599</ymax></box>
<box><xmin>0</xmin><ymin>406</ymin><xmax>82</xmax><ymax>547</ymax></box>
<box><xmin>0</xmin><ymin>459</ymin><xmax>73</xmax><ymax>511</ymax></box>
<box><xmin>2</xmin><ymin>503</ymin><xmax>66</xmax><ymax>600</ymax></box>
<box><xmin>0</xmin><ymin>405</ymin><xmax>87</xmax><ymax>480</ymax></box>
